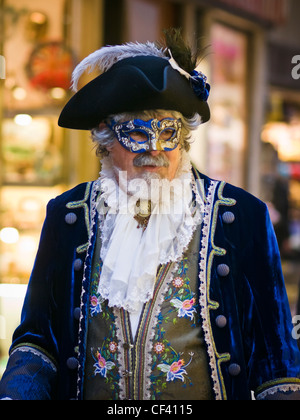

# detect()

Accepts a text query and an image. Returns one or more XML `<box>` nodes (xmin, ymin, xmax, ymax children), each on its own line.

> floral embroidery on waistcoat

<box><xmin>170</xmin><ymin>297</ymin><xmax>197</xmax><ymax>321</ymax></box>
<box><xmin>149</xmin><ymin>257</ymin><xmax>200</xmax><ymax>398</ymax></box>
<box><xmin>86</xmin><ymin>254</ymin><xmax>121</xmax><ymax>398</ymax></box>
<box><xmin>90</xmin><ymin>295</ymin><xmax>102</xmax><ymax>316</ymax></box>
<box><xmin>158</xmin><ymin>353</ymin><xmax>194</xmax><ymax>383</ymax></box>
<box><xmin>89</xmin><ymin>315</ymin><xmax>120</xmax><ymax>397</ymax></box>
<box><xmin>164</xmin><ymin>257</ymin><xmax>198</xmax><ymax>325</ymax></box>
<box><xmin>92</xmin><ymin>349</ymin><xmax>115</xmax><ymax>378</ymax></box>
<box><xmin>89</xmin><ymin>261</ymin><xmax>104</xmax><ymax>317</ymax></box>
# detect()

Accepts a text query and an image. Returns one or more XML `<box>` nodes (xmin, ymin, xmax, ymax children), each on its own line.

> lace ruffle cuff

<box><xmin>255</xmin><ymin>378</ymin><xmax>300</xmax><ymax>400</ymax></box>
<box><xmin>0</xmin><ymin>344</ymin><xmax>57</xmax><ymax>400</ymax></box>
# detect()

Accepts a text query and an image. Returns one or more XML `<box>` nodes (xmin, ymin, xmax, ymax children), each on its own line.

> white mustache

<box><xmin>133</xmin><ymin>153</ymin><xmax>169</xmax><ymax>168</ymax></box>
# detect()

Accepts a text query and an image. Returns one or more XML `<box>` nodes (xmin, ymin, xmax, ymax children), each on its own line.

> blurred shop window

<box><xmin>261</xmin><ymin>106</ymin><xmax>300</xmax><ymax>259</ymax></box>
<box><xmin>260</xmin><ymin>142</ymin><xmax>290</xmax><ymax>253</ymax></box>
<box><xmin>124</xmin><ymin>0</ymin><xmax>181</xmax><ymax>43</ymax></box>
<box><xmin>2</xmin><ymin>116</ymin><xmax>63</xmax><ymax>185</ymax></box>
<box><xmin>206</xmin><ymin>22</ymin><xmax>248</xmax><ymax>188</ymax></box>
<box><xmin>0</xmin><ymin>0</ymin><xmax>75</xmax><ymax>376</ymax></box>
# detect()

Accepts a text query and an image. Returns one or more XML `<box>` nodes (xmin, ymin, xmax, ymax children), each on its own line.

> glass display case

<box><xmin>206</xmin><ymin>22</ymin><xmax>248</xmax><ymax>188</ymax></box>
<box><xmin>0</xmin><ymin>0</ymin><xmax>74</xmax><ymax>372</ymax></box>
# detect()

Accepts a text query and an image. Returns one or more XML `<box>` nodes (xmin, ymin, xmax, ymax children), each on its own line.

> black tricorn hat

<box><xmin>58</xmin><ymin>55</ymin><xmax>210</xmax><ymax>130</ymax></box>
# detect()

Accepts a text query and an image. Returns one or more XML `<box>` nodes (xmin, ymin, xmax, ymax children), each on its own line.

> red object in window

<box><xmin>27</xmin><ymin>41</ymin><xmax>75</xmax><ymax>91</ymax></box>
<box><xmin>291</xmin><ymin>163</ymin><xmax>300</xmax><ymax>180</ymax></box>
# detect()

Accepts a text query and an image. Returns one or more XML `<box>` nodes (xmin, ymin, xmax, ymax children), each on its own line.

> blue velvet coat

<box><xmin>1</xmin><ymin>169</ymin><xmax>300</xmax><ymax>400</ymax></box>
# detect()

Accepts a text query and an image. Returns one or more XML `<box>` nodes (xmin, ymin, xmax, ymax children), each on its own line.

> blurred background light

<box><xmin>14</xmin><ymin>114</ymin><xmax>32</xmax><ymax>126</ymax></box>
<box><xmin>0</xmin><ymin>227</ymin><xmax>20</xmax><ymax>244</ymax></box>
<box><xmin>12</xmin><ymin>87</ymin><xmax>27</xmax><ymax>101</ymax></box>
<box><xmin>50</xmin><ymin>87</ymin><xmax>66</xmax><ymax>100</ymax></box>
<box><xmin>0</xmin><ymin>284</ymin><xmax>27</xmax><ymax>299</ymax></box>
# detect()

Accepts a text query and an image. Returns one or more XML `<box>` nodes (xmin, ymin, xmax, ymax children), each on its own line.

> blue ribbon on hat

<box><xmin>190</xmin><ymin>70</ymin><xmax>211</xmax><ymax>102</ymax></box>
<box><xmin>168</xmin><ymin>50</ymin><xmax>210</xmax><ymax>102</ymax></box>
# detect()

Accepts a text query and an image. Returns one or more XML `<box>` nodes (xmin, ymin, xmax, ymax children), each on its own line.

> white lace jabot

<box><xmin>95</xmin><ymin>156</ymin><xmax>203</xmax><ymax>313</ymax></box>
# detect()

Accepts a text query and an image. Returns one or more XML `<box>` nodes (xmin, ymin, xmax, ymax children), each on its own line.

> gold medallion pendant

<box><xmin>134</xmin><ymin>200</ymin><xmax>152</xmax><ymax>231</ymax></box>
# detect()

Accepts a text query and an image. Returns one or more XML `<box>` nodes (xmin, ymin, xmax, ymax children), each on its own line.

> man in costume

<box><xmin>1</xmin><ymin>32</ymin><xmax>300</xmax><ymax>400</ymax></box>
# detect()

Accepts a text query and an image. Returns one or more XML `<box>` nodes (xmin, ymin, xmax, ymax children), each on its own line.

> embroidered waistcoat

<box><xmin>83</xmin><ymin>226</ymin><xmax>214</xmax><ymax>400</ymax></box>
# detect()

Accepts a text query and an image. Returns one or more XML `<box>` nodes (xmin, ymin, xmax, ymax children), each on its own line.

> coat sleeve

<box><xmin>0</xmin><ymin>198</ymin><xmax>59</xmax><ymax>400</ymax></box>
<box><xmin>241</xmin><ymin>200</ymin><xmax>300</xmax><ymax>399</ymax></box>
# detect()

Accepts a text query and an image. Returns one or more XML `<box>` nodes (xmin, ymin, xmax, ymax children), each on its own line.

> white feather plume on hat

<box><xmin>71</xmin><ymin>41</ymin><xmax>168</xmax><ymax>92</ymax></box>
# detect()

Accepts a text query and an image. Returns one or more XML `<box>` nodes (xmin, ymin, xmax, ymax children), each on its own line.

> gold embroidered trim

<box><xmin>198</xmin><ymin>178</ymin><xmax>236</xmax><ymax>400</ymax></box>
<box><xmin>192</xmin><ymin>165</ymin><xmax>207</xmax><ymax>205</ymax></box>
<box><xmin>207</xmin><ymin>182</ymin><xmax>236</xmax><ymax>311</ymax></box>
<box><xmin>137</xmin><ymin>262</ymin><xmax>176</xmax><ymax>400</ymax></box>
<box><xmin>10</xmin><ymin>343</ymin><xmax>58</xmax><ymax>371</ymax></box>
<box><xmin>113</xmin><ymin>263</ymin><xmax>175</xmax><ymax>400</ymax></box>
<box><xmin>76</xmin><ymin>180</ymin><xmax>101</xmax><ymax>399</ymax></box>
<box><xmin>256</xmin><ymin>377</ymin><xmax>300</xmax><ymax>394</ymax></box>
<box><xmin>255</xmin><ymin>378</ymin><xmax>300</xmax><ymax>400</ymax></box>
<box><xmin>66</xmin><ymin>182</ymin><xmax>92</xmax><ymax>254</ymax></box>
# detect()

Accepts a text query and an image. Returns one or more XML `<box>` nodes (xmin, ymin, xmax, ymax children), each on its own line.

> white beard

<box><xmin>95</xmin><ymin>151</ymin><xmax>203</xmax><ymax>318</ymax></box>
